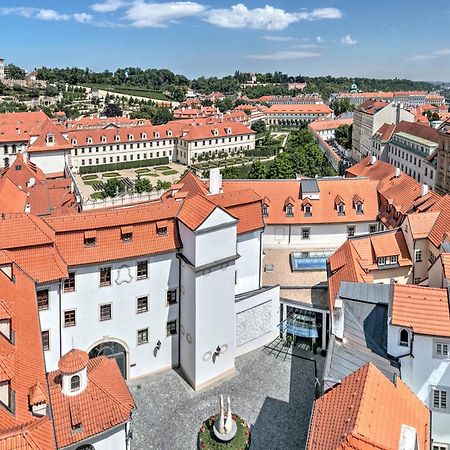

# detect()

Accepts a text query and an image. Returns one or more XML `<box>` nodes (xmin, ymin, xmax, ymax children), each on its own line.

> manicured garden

<box><xmin>198</xmin><ymin>414</ymin><xmax>250</xmax><ymax>450</ymax></box>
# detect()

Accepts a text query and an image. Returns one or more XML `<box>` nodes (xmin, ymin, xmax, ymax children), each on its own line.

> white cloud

<box><xmin>0</xmin><ymin>7</ymin><xmax>93</xmax><ymax>23</ymax></box>
<box><xmin>316</xmin><ymin>35</ymin><xmax>324</xmax><ymax>43</ymax></box>
<box><xmin>124</xmin><ymin>1</ymin><xmax>206</xmax><ymax>28</ymax></box>
<box><xmin>340</xmin><ymin>34</ymin><xmax>357</xmax><ymax>45</ymax></box>
<box><xmin>205</xmin><ymin>4</ymin><xmax>343</xmax><ymax>31</ymax></box>
<box><xmin>248</xmin><ymin>50</ymin><xmax>320</xmax><ymax>60</ymax></box>
<box><xmin>298</xmin><ymin>7</ymin><xmax>342</xmax><ymax>20</ymax></box>
<box><xmin>292</xmin><ymin>44</ymin><xmax>320</xmax><ymax>49</ymax></box>
<box><xmin>409</xmin><ymin>48</ymin><xmax>450</xmax><ymax>61</ymax></box>
<box><xmin>91</xmin><ymin>0</ymin><xmax>125</xmax><ymax>13</ymax></box>
<box><xmin>262</xmin><ymin>35</ymin><xmax>294</xmax><ymax>42</ymax></box>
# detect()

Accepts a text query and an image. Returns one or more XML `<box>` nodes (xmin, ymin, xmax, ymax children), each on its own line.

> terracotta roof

<box><xmin>327</xmin><ymin>230</ymin><xmax>411</xmax><ymax>311</ymax></box>
<box><xmin>392</xmin><ymin>120</ymin><xmax>439</xmax><ymax>144</ymax></box>
<box><xmin>424</xmin><ymin>195</ymin><xmax>450</xmax><ymax>247</ymax></box>
<box><xmin>221</xmin><ymin>178</ymin><xmax>379</xmax><ymax>225</ymax></box>
<box><xmin>0</xmin><ymin>112</ymin><xmax>49</xmax><ymax>143</ymax></box>
<box><xmin>356</xmin><ymin>99</ymin><xmax>389</xmax><ymax>115</ymax></box>
<box><xmin>442</xmin><ymin>253</ymin><xmax>450</xmax><ymax>279</ymax></box>
<box><xmin>26</xmin><ymin>118</ymin><xmax>71</xmax><ymax>153</ymax></box>
<box><xmin>66</xmin><ymin>116</ymin><xmax>151</xmax><ymax>130</ymax></box>
<box><xmin>373</xmin><ymin>123</ymin><xmax>396</xmax><ymax>141</ymax></box>
<box><xmin>0</xmin><ymin>178</ymin><xmax>27</xmax><ymax>213</ymax></box>
<box><xmin>181</xmin><ymin>121</ymin><xmax>254</xmax><ymax>141</ymax></box>
<box><xmin>58</xmin><ymin>349</ymin><xmax>88</xmax><ymax>373</ymax></box>
<box><xmin>48</xmin><ymin>356</ymin><xmax>134</xmax><ymax>448</ymax></box>
<box><xmin>308</xmin><ymin>118</ymin><xmax>352</xmax><ymax>132</ymax></box>
<box><xmin>177</xmin><ymin>195</ymin><xmax>222</xmax><ymax>230</ymax></box>
<box><xmin>406</xmin><ymin>211</ymin><xmax>440</xmax><ymax>239</ymax></box>
<box><xmin>267</xmin><ymin>104</ymin><xmax>332</xmax><ymax>114</ymax></box>
<box><xmin>307</xmin><ymin>363</ymin><xmax>430</xmax><ymax>450</ymax></box>
<box><xmin>391</xmin><ymin>284</ymin><xmax>450</xmax><ymax>337</ymax></box>
<box><xmin>0</xmin><ymin>266</ymin><xmax>56</xmax><ymax>449</ymax></box>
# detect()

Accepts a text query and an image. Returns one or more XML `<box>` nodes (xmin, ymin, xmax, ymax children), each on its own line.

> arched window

<box><xmin>399</xmin><ymin>329</ymin><xmax>409</xmax><ymax>347</ymax></box>
<box><xmin>262</xmin><ymin>204</ymin><xmax>268</xmax><ymax>217</ymax></box>
<box><xmin>71</xmin><ymin>375</ymin><xmax>80</xmax><ymax>392</ymax></box>
<box><xmin>285</xmin><ymin>204</ymin><xmax>294</xmax><ymax>217</ymax></box>
<box><xmin>76</xmin><ymin>445</ymin><xmax>94</xmax><ymax>450</ymax></box>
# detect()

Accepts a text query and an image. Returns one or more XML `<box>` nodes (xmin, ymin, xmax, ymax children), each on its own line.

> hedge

<box><xmin>245</xmin><ymin>147</ymin><xmax>278</xmax><ymax>157</ymax></box>
<box><xmin>79</xmin><ymin>157</ymin><xmax>170</xmax><ymax>174</ymax></box>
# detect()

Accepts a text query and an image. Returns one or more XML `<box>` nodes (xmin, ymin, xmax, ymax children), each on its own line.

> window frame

<box><xmin>99</xmin><ymin>266</ymin><xmax>112</xmax><ymax>287</ymax></box>
<box><xmin>431</xmin><ymin>386</ymin><xmax>448</xmax><ymax>412</ymax></box>
<box><xmin>64</xmin><ymin>309</ymin><xmax>76</xmax><ymax>328</ymax></box>
<box><xmin>71</xmin><ymin>375</ymin><xmax>81</xmax><ymax>392</ymax></box>
<box><xmin>137</xmin><ymin>260</ymin><xmax>148</xmax><ymax>280</ymax></box>
<box><xmin>137</xmin><ymin>328</ymin><xmax>149</xmax><ymax>345</ymax></box>
<box><xmin>99</xmin><ymin>303</ymin><xmax>112</xmax><ymax>322</ymax></box>
<box><xmin>166</xmin><ymin>320</ymin><xmax>177</xmax><ymax>337</ymax></box>
<box><xmin>63</xmin><ymin>273</ymin><xmax>76</xmax><ymax>293</ymax></box>
<box><xmin>136</xmin><ymin>296</ymin><xmax>148</xmax><ymax>314</ymax></box>
<box><xmin>166</xmin><ymin>289</ymin><xmax>177</xmax><ymax>306</ymax></box>
<box><xmin>301</xmin><ymin>227</ymin><xmax>310</xmax><ymax>239</ymax></box>
<box><xmin>434</xmin><ymin>340</ymin><xmax>450</xmax><ymax>359</ymax></box>
<box><xmin>399</xmin><ymin>328</ymin><xmax>409</xmax><ymax>347</ymax></box>
<box><xmin>42</xmin><ymin>330</ymin><xmax>50</xmax><ymax>351</ymax></box>
<box><xmin>37</xmin><ymin>289</ymin><xmax>49</xmax><ymax>311</ymax></box>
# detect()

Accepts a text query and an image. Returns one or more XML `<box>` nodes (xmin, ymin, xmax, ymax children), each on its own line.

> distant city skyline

<box><xmin>1</xmin><ymin>0</ymin><xmax>450</xmax><ymax>82</ymax></box>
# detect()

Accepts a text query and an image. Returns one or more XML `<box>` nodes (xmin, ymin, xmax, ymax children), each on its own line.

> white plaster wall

<box><xmin>263</xmin><ymin>222</ymin><xmax>377</xmax><ymax>250</ymax></box>
<box><xmin>178</xmin><ymin>221</ymin><xmax>196</xmax><ymax>265</ymax></box>
<box><xmin>28</xmin><ymin>150</ymin><xmax>68</xmax><ymax>174</ymax></box>
<box><xmin>371</xmin><ymin>266</ymin><xmax>412</xmax><ymax>284</ymax></box>
<box><xmin>399</xmin><ymin>334</ymin><xmax>450</xmax><ymax>445</ymax></box>
<box><xmin>194</xmin><ymin>263</ymin><xmax>236</xmax><ymax>388</ymax></box>
<box><xmin>429</xmin><ymin>258</ymin><xmax>444</xmax><ymax>288</ymax></box>
<box><xmin>235</xmin><ymin>285</ymin><xmax>280</xmax><ymax>357</ymax></box>
<box><xmin>64</xmin><ymin>423</ymin><xmax>128</xmax><ymax>450</ymax></box>
<box><xmin>55</xmin><ymin>253</ymin><xmax>179</xmax><ymax>379</ymax></box>
<box><xmin>235</xmin><ymin>231</ymin><xmax>261</xmax><ymax>295</ymax></box>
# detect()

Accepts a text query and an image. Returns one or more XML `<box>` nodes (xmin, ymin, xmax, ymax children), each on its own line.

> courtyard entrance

<box><xmin>89</xmin><ymin>341</ymin><xmax>127</xmax><ymax>379</ymax></box>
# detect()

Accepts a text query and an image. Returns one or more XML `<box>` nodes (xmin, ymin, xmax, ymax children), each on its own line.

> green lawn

<box><xmin>81</xmin><ymin>174</ymin><xmax>98</xmax><ymax>181</ymax></box>
<box><xmin>83</xmin><ymin>84</ymin><xmax>170</xmax><ymax>101</ymax></box>
<box><xmin>135</xmin><ymin>168</ymin><xmax>151</xmax><ymax>174</ymax></box>
<box><xmin>84</xmin><ymin>180</ymin><xmax>104</xmax><ymax>187</ymax></box>
<box><xmin>102</xmin><ymin>172</ymin><xmax>121</xmax><ymax>178</ymax></box>
<box><xmin>161</xmin><ymin>170</ymin><xmax>178</xmax><ymax>175</ymax></box>
<box><xmin>143</xmin><ymin>173</ymin><xmax>158</xmax><ymax>177</ymax></box>
<box><xmin>90</xmin><ymin>192</ymin><xmax>104</xmax><ymax>200</ymax></box>
<box><xmin>154</xmin><ymin>166</ymin><xmax>172</xmax><ymax>170</ymax></box>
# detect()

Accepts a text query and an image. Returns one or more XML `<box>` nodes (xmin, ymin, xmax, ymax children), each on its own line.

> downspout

<box><xmin>59</xmin><ymin>280</ymin><xmax>63</xmax><ymax>358</ymax></box>
<box><xmin>259</xmin><ymin>230</ymin><xmax>263</xmax><ymax>288</ymax></box>
<box><xmin>177</xmin><ymin>254</ymin><xmax>181</xmax><ymax>369</ymax></box>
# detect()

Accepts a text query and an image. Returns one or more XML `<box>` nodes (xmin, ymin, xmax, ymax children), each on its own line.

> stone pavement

<box><xmin>129</xmin><ymin>346</ymin><xmax>318</xmax><ymax>450</ymax></box>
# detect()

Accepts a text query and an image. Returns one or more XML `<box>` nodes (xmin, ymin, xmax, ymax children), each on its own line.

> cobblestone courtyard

<box><xmin>129</xmin><ymin>345</ymin><xmax>319</xmax><ymax>450</ymax></box>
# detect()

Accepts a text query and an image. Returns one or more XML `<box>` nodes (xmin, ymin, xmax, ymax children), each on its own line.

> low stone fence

<box><xmin>82</xmin><ymin>190</ymin><xmax>166</xmax><ymax>210</ymax></box>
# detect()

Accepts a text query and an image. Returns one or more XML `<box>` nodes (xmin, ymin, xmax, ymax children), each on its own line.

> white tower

<box><xmin>58</xmin><ymin>349</ymin><xmax>89</xmax><ymax>397</ymax></box>
<box><xmin>0</xmin><ymin>58</ymin><xmax>5</xmax><ymax>80</ymax></box>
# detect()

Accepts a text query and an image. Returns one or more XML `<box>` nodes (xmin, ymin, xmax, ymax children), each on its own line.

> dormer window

<box><xmin>304</xmin><ymin>204</ymin><xmax>312</xmax><ymax>217</ymax></box>
<box><xmin>167</xmin><ymin>130</ymin><xmax>173</xmax><ymax>137</ymax></box>
<box><xmin>84</xmin><ymin>230</ymin><xmax>97</xmax><ymax>247</ymax></box>
<box><xmin>121</xmin><ymin>226</ymin><xmax>133</xmax><ymax>243</ymax></box>
<box><xmin>154</xmin><ymin>132</ymin><xmax>160</xmax><ymax>139</ymax></box>
<box><xmin>70</xmin><ymin>375</ymin><xmax>80</xmax><ymax>392</ymax></box>
<box><xmin>101</xmin><ymin>135</ymin><xmax>107</xmax><ymax>143</ymax></box>
<box><xmin>377</xmin><ymin>257</ymin><xmax>385</xmax><ymax>266</ymax></box>
<box><xmin>0</xmin><ymin>380</ymin><xmax>13</xmax><ymax>412</ymax></box>
<box><xmin>115</xmin><ymin>135</ymin><xmax>120</xmax><ymax>142</ymax></box>
<box><xmin>213</xmin><ymin>128</ymin><xmax>219</xmax><ymax>136</ymax></box>
<box><xmin>46</xmin><ymin>133</ymin><xmax>54</xmax><ymax>145</ymax></box>
<box><xmin>86</xmin><ymin>137</ymin><xmax>93</xmax><ymax>145</ymax></box>
<box><xmin>128</xmin><ymin>134</ymin><xmax>134</xmax><ymax>141</ymax></box>
<box><xmin>262</xmin><ymin>204</ymin><xmax>269</xmax><ymax>217</ymax></box>
<box><xmin>285</xmin><ymin>204</ymin><xmax>294</xmax><ymax>217</ymax></box>
<box><xmin>337</xmin><ymin>203</ymin><xmax>345</xmax><ymax>215</ymax></box>
<box><xmin>356</xmin><ymin>202</ymin><xmax>364</xmax><ymax>214</ymax></box>
<box><xmin>399</xmin><ymin>329</ymin><xmax>409</xmax><ymax>347</ymax></box>
<box><xmin>71</xmin><ymin>138</ymin><xmax>77</xmax><ymax>145</ymax></box>
<box><xmin>141</xmin><ymin>133</ymin><xmax>147</xmax><ymax>139</ymax></box>
<box><xmin>0</xmin><ymin>318</ymin><xmax>12</xmax><ymax>342</ymax></box>
<box><xmin>156</xmin><ymin>220</ymin><xmax>168</xmax><ymax>236</ymax></box>
<box><xmin>225</xmin><ymin>127</ymin><xmax>232</xmax><ymax>135</ymax></box>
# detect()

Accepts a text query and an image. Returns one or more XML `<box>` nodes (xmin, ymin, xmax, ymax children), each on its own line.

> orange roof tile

<box><xmin>48</xmin><ymin>356</ymin><xmax>134</xmax><ymax>448</ymax></box>
<box><xmin>58</xmin><ymin>350</ymin><xmax>88</xmax><ymax>373</ymax></box>
<box><xmin>222</xmin><ymin>178</ymin><xmax>379</xmax><ymax>225</ymax></box>
<box><xmin>267</xmin><ymin>104</ymin><xmax>332</xmax><ymax>114</ymax></box>
<box><xmin>177</xmin><ymin>195</ymin><xmax>221</xmax><ymax>230</ymax></box>
<box><xmin>406</xmin><ymin>211</ymin><xmax>440</xmax><ymax>239</ymax></box>
<box><xmin>308</xmin><ymin>118</ymin><xmax>352</xmax><ymax>132</ymax></box>
<box><xmin>391</xmin><ymin>284</ymin><xmax>450</xmax><ymax>337</ymax></box>
<box><xmin>307</xmin><ymin>363</ymin><xmax>430</xmax><ymax>450</ymax></box>
<box><xmin>442</xmin><ymin>253</ymin><xmax>450</xmax><ymax>279</ymax></box>
<box><xmin>0</xmin><ymin>178</ymin><xmax>27</xmax><ymax>213</ymax></box>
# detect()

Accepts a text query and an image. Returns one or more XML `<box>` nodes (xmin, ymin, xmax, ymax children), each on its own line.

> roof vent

<box><xmin>370</xmin><ymin>155</ymin><xmax>377</xmax><ymax>165</ymax></box>
<box><xmin>395</xmin><ymin>167</ymin><xmax>401</xmax><ymax>178</ymax></box>
<box><xmin>421</xmin><ymin>184</ymin><xmax>429</xmax><ymax>197</ymax></box>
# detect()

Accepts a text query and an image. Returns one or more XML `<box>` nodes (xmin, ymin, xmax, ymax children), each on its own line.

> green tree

<box><xmin>221</xmin><ymin>166</ymin><xmax>239</xmax><ymax>179</ymax></box>
<box><xmin>334</xmin><ymin>124</ymin><xmax>352</xmax><ymax>149</ymax></box>
<box><xmin>251</xmin><ymin>120</ymin><xmax>266</xmax><ymax>135</ymax></box>
<box><xmin>134</xmin><ymin>178</ymin><xmax>153</xmax><ymax>193</ymax></box>
<box><xmin>102</xmin><ymin>103</ymin><xmax>123</xmax><ymax>118</ymax></box>
<box><xmin>6</xmin><ymin>64</ymin><xmax>26</xmax><ymax>80</ymax></box>
<box><xmin>103</xmin><ymin>178</ymin><xmax>123</xmax><ymax>197</ymax></box>
<box><xmin>332</xmin><ymin>98</ymin><xmax>354</xmax><ymax>116</ymax></box>
<box><xmin>152</xmin><ymin>107</ymin><xmax>173</xmax><ymax>125</ymax></box>
<box><xmin>267</xmin><ymin>154</ymin><xmax>294</xmax><ymax>179</ymax></box>
<box><xmin>248</xmin><ymin>160</ymin><xmax>267</xmax><ymax>179</ymax></box>
<box><xmin>156</xmin><ymin>180</ymin><xmax>171</xmax><ymax>191</ymax></box>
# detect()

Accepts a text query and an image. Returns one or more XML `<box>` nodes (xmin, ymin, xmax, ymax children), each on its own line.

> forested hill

<box><xmin>34</xmin><ymin>67</ymin><xmax>438</xmax><ymax>101</ymax></box>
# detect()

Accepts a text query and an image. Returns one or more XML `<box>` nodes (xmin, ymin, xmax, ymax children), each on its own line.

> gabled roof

<box><xmin>48</xmin><ymin>356</ymin><xmax>134</xmax><ymax>449</ymax></box>
<box><xmin>267</xmin><ymin>104</ymin><xmax>332</xmax><ymax>114</ymax></box>
<box><xmin>177</xmin><ymin>195</ymin><xmax>222</xmax><ymax>230</ymax></box>
<box><xmin>308</xmin><ymin>363</ymin><xmax>430</xmax><ymax>450</ymax></box>
<box><xmin>0</xmin><ymin>178</ymin><xmax>27</xmax><ymax>213</ymax></box>
<box><xmin>391</xmin><ymin>284</ymin><xmax>450</xmax><ymax>337</ymax></box>
<box><xmin>357</xmin><ymin>99</ymin><xmax>389</xmax><ymax>115</ymax></box>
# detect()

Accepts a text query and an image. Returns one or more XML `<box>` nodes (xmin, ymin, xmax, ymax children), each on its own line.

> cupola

<box><xmin>58</xmin><ymin>349</ymin><xmax>89</xmax><ymax>396</ymax></box>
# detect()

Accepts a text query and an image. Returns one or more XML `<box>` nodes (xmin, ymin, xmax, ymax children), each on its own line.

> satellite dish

<box><xmin>28</xmin><ymin>177</ymin><xmax>36</xmax><ymax>187</ymax></box>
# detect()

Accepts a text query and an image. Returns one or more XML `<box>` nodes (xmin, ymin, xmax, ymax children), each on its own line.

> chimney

<box><xmin>421</xmin><ymin>184</ymin><xmax>429</xmax><ymax>197</ymax></box>
<box><xmin>395</xmin><ymin>167</ymin><xmax>401</xmax><ymax>178</ymax></box>
<box><xmin>396</xmin><ymin>102</ymin><xmax>401</xmax><ymax>123</ymax></box>
<box><xmin>332</xmin><ymin>297</ymin><xmax>344</xmax><ymax>340</ymax></box>
<box><xmin>209</xmin><ymin>168</ymin><xmax>222</xmax><ymax>195</ymax></box>
<box><xmin>370</xmin><ymin>155</ymin><xmax>377</xmax><ymax>165</ymax></box>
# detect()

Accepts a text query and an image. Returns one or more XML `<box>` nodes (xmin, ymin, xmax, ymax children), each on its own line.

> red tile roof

<box><xmin>0</xmin><ymin>178</ymin><xmax>27</xmax><ymax>213</ymax></box>
<box><xmin>177</xmin><ymin>195</ymin><xmax>224</xmax><ymax>230</ymax></box>
<box><xmin>48</xmin><ymin>356</ymin><xmax>134</xmax><ymax>449</ymax></box>
<box><xmin>308</xmin><ymin>118</ymin><xmax>352</xmax><ymax>132</ymax></box>
<box><xmin>307</xmin><ymin>363</ymin><xmax>430</xmax><ymax>450</ymax></box>
<box><xmin>267</xmin><ymin>104</ymin><xmax>332</xmax><ymax>114</ymax></box>
<box><xmin>222</xmin><ymin>178</ymin><xmax>379</xmax><ymax>225</ymax></box>
<box><xmin>391</xmin><ymin>284</ymin><xmax>450</xmax><ymax>337</ymax></box>
<box><xmin>58</xmin><ymin>350</ymin><xmax>89</xmax><ymax>373</ymax></box>
<box><xmin>0</xmin><ymin>266</ymin><xmax>56</xmax><ymax>449</ymax></box>
<box><xmin>356</xmin><ymin>99</ymin><xmax>389</xmax><ymax>115</ymax></box>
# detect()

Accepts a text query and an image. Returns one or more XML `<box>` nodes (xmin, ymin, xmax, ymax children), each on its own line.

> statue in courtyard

<box><xmin>213</xmin><ymin>394</ymin><xmax>237</xmax><ymax>441</ymax></box>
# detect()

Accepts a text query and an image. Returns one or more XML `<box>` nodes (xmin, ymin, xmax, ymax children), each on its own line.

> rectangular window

<box><xmin>64</xmin><ymin>310</ymin><xmax>76</xmax><ymax>327</ymax></box>
<box><xmin>37</xmin><ymin>289</ymin><xmax>49</xmax><ymax>311</ymax></box>
<box><xmin>389</xmin><ymin>255</ymin><xmax>398</xmax><ymax>264</ymax></box>
<box><xmin>167</xmin><ymin>289</ymin><xmax>177</xmax><ymax>305</ymax></box>
<box><xmin>137</xmin><ymin>261</ymin><xmax>148</xmax><ymax>279</ymax></box>
<box><xmin>378</xmin><ymin>257</ymin><xmax>385</xmax><ymax>266</ymax></box>
<box><xmin>432</xmin><ymin>388</ymin><xmax>447</xmax><ymax>410</ymax></box>
<box><xmin>64</xmin><ymin>273</ymin><xmax>75</xmax><ymax>292</ymax></box>
<box><xmin>301</xmin><ymin>228</ymin><xmax>310</xmax><ymax>239</ymax></box>
<box><xmin>42</xmin><ymin>330</ymin><xmax>50</xmax><ymax>351</ymax></box>
<box><xmin>84</xmin><ymin>237</ymin><xmax>96</xmax><ymax>247</ymax></box>
<box><xmin>347</xmin><ymin>226</ymin><xmax>356</xmax><ymax>237</ymax></box>
<box><xmin>369</xmin><ymin>224</ymin><xmax>377</xmax><ymax>233</ymax></box>
<box><xmin>433</xmin><ymin>444</ymin><xmax>448</xmax><ymax>450</ymax></box>
<box><xmin>100</xmin><ymin>267</ymin><xmax>111</xmax><ymax>287</ymax></box>
<box><xmin>435</xmin><ymin>342</ymin><xmax>449</xmax><ymax>359</ymax></box>
<box><xmin>137</xmin><ymin>296</ymin><xmax>148</xmax><ymax>313</ymax></box>
<box><xmin>166</xmin><ymin>320</ymin><xmax>177</xmax><ymax>336</ymax></box>
<box><xmin>415</xmin><ymin>249</ymin><xmax>422</xmax><ymax>262</ymax></box>
<box><xmin>122</xmin><ymin>232</ymin><xmax>133</xmax><ymax>242</ymax></box>
<box><xmin>137</xmin><ymin>328</ymin><xmax>148</xmax><ymax>345</ymax></box>
<box><xmin>99</xmin><ymin>304</ymin><xmax>112</xmax><ymax>321</ymax></box>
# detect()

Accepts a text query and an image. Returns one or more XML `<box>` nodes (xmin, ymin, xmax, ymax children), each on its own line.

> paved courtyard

<box><xmin>129</xmin><ymin>345</ymin><xmax>320</xmax><ymax>450</ymax></box>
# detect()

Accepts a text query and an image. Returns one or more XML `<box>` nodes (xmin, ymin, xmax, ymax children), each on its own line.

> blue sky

<box><xmin>1</xmin><ymin>0</ymin><xmax>450</xmax><ymax>81</ymax></box>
